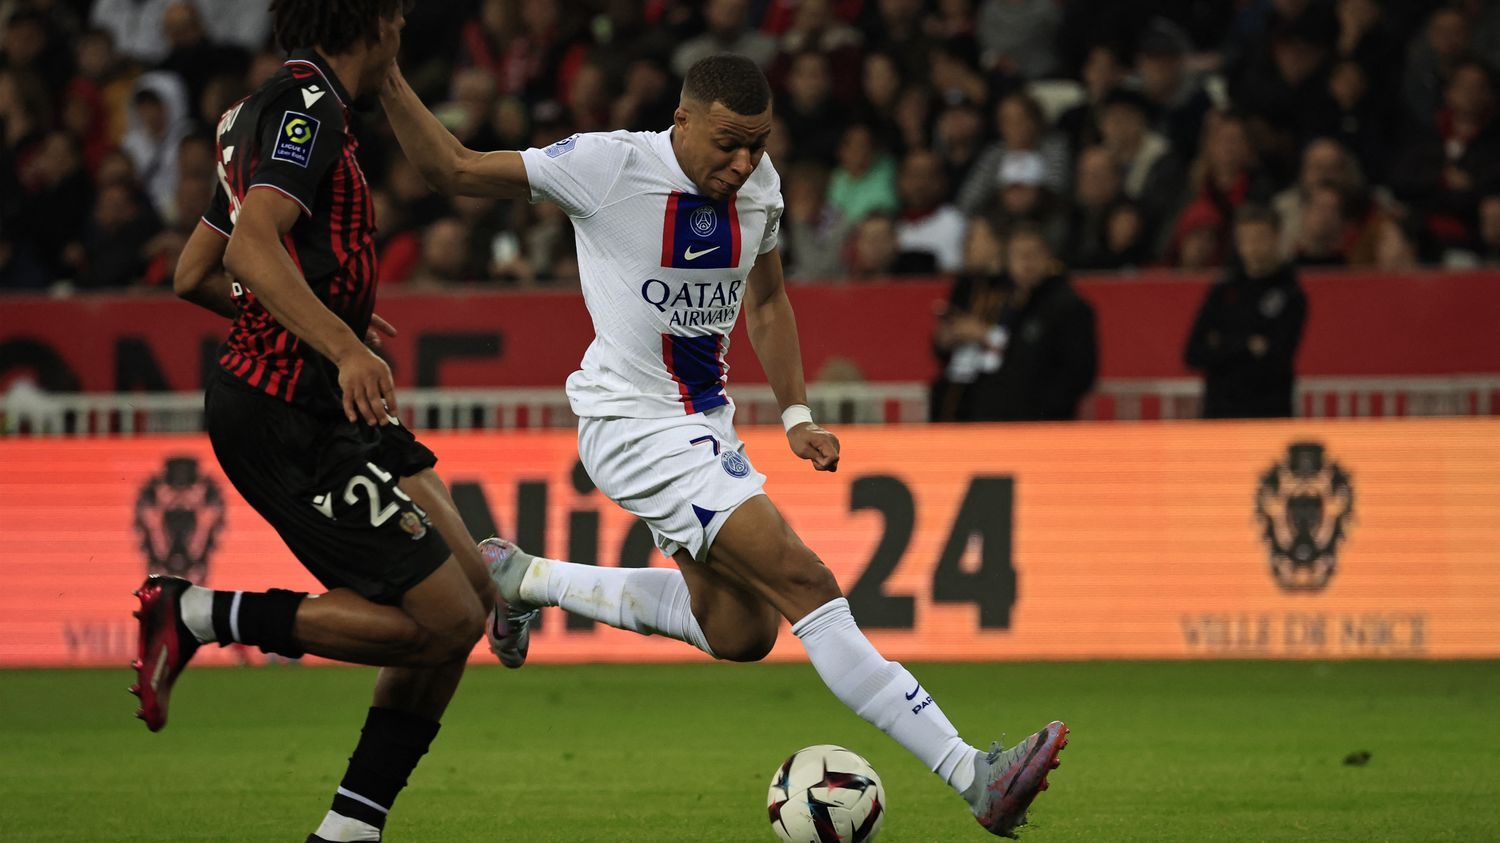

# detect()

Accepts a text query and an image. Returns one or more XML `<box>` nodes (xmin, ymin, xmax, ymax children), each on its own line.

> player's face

<box><xmin>678</xmin><ymin>99</ymin><xmax>772</xmax><ymax>201</ymax></box>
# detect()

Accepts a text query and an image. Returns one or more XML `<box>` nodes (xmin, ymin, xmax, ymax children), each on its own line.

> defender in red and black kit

<box><xmin>131</xmin><ymin>3</ymin><xmax>510</xmax><ymax>842</ymax></box>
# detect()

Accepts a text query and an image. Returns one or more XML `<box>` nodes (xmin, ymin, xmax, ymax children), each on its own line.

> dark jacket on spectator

<box><xmin>976</xmin><ymin>272</ymin><xmax>1098</xmax><ymax>421</ymax></box>
<box><xmin>1183</xmin><ymin>262</ymin><xmax>1307</xmax><ymax>418</ymax></box>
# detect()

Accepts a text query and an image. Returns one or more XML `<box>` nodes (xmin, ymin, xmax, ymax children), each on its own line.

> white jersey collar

<box><xmin>651</xmin><ymin>128</ymin><xmax>700</xmax><ymax>194</ymax></box>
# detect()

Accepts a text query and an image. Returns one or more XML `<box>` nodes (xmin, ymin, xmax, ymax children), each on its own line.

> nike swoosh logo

<box><xmin>904</xmin><ymin>684</ymin><xmax>922</xmax><ymax>700</ymax></box>
<box><xmin>302</xmin><ymin>86</ymin><xmax>325</xmax><ymax>108</ymax></box>
<box><xmin>683</xmin><ymin>245</ymin><xmax>719</xmax><ymax>261</ymax></box>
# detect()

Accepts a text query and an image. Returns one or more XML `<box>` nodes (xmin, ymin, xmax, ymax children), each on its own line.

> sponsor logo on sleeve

<box><xmin>271</xmin><ymin>111</ymin><xmax>320</xmax><ymax>167</ymax></box>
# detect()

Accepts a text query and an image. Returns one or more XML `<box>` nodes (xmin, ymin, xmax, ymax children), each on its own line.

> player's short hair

<box><xmin>683</xmin><ymin>54</ymin><xmax>772</xmax><ymax>116</ymax></box>
<box><xmin>1235</xmin><ymin>203</ymin><xmax>1280</xmax><ymax>232</ymax></box>
<box><xmin>270</xmin><ymin>0</ymin><xmax>413</xmax><ymax>55</ymax></box>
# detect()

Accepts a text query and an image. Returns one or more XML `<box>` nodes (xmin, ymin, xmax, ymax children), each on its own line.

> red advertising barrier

<box><xmin>3</xmin><ymin>419</ymin><xmax>1498</xmax><ymax>667</ymax></box>
<box><xmin>2</xmin><ymin>270</ymin><xmax>1498</xmax><ymax>394</ymax></box>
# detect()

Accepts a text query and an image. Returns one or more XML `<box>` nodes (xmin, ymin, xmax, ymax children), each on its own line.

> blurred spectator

<box><xmin>14</xmin><ymin>129</ymin><xmax>90</xmax><ymax>285</ymax></box>
<box><xmin>927</xmin><ymin>0</ymin><xmax>978</xmax><ymax>40</ymax></box>
<box><xmin>612</xmin><ymin>57</ymin><xmax>676</xmax><ymax>131</ymax></box>
<box><xmin>671</xmin><ymin>0</ymin><xmax>777</xmax><ymax>76</ymax></box>
<box><xmin>1392</xmin><ymin>60</ymin><xmax>1500</xmax><ymax>253</ymax></box>
<box><xmin>928</xmin><ymin>35</ymin><xmax>988</xmax><ymax>106</ymax></box>
<box><xmin>192</xmin><ymin>0</ymin><xmax>271</xmax><ymax>53</ymax></box>
<box><xmin>865</xmin><ymin>0</ymin><xmax>934</xmax><ymax>84</ymax></box>
<box><xmin>957</xmin><ymin>91</ymin><xmax>1069</xmax><ymax>215</ymax></box>
<box><xmin>2</xmin><ymin>6</ymin><xmax>72</xmax><ymax>92</ymax></box>
<box><xmin>1290</xmin><ymin>185</ymin><xmax>1353</xmax><ymax>266</ymax></box>
<box><xmin>407</xmin><ymin>218</ymin><xmax>473</xmax><ymax>288</ymax></box>
<box><xmin>975</xmin><ymin>224</ymin><xmax>1097</xmax><ymax>421</ymax></box>
<box><xmin>1315</xmin><ymin>58</ymin><xmax>1391</xmax><ymax>181</ymax></box>
<box><xmin>855</xmin><ymin>51</ymin><xmax>905</xmax><ymax>153</ymax></box>
<box><xmin>1056</xmin><ymin>43</ymin><xmax>1127</xmax><ymax>149</ymax></box>
<box><xmin>975</xmin><ymin>0</ymin><xmax>1060</xmax><ymax>79</ymax></box>
<box><xmin>826</xmin><ymin>123</ymin><xmax>898</xmax><ymax>225</ymax></box>
<box><xmin>1170</xmin><ymin>200</ymin><xmax>1226</xmax><ymax>270</ymax></box>
<box><xmin>1066</xmin><ymin>144</ymin><xmax>1136</xmax><ymax>270</ymax></box>
<box><xmin>1403</xmin><ymin>6</ymin><xmax>1470</xmax><ymax>128</ymax></box>
<box><xmin>160</xmin><ymin>1</ymin><xmax>248</xmax><ymax>114</ymax></box>
<box><xmin>895</xmin><ymin>148</ymin><xmax>966</xmax><ymax>273</ymax></box>
<box><xmin>1334</xmin><ymin>0</ymin><xmax>1401</xmax><ymax>94</ymax></box>
<box><xmin>89</xmin><ymin>0</ymin><xmax>175</xmax><ymax>65</ymax></box>
<box><xmin>1184</xmin><ymin>204</ymin><xmax>1307</xmax><ymax>419</ymax></box>
<box><xmin>1169</xmin><ymin>111</ymin><xmax>1273</xmax><ymax>265</ymax></box>
<box><xmin>121</xmin><ymin>71</ymin><xmax>191</xmax><ymax>216</ymax></box>
<box><xmin>1272</xmin><ymin>137</ymin><xmax>1365</xmax><ymax>258</ymax></box>
<box><xmin>780</xmin><ymin>0</ymin><xmax>863</xmax><ymax>57</ymax></box>
<box><xmin>847</xmin><ymin>213</ymin><xmax>935</xmax><ymax>277</ymax></box>
<box><xmin>959</xmin><ymin>212</ymin><xmax>1005</xmax><ymax>275</ymax></box>
<box><xmin>977</xmin><ymin>149</ymin><xmax>1068</xmax><ymax>254</ymax></box>
<box><xmin>77</xmin><ymin>180</ymin><xmax>162</xmax><ymax>288</ymax></box>
<box><xmin>1097</xmin><ymin>87</ymin><xmax>1186</xmax><ymax>244</ymax></box>
<box><xmin>779</xmin><ymin>50</ymin><xmax>846</xmax><ymax>165</ymax></box>
<box><xmin>562</xmin><ymin>60</ymin><xmax>611</xmax><ymax>134</ymax></box>
<box><xmin>1097</xmin><ymin>201</ymin><xmax>1153</xmax><ymax>270</ymax></box>
<box><xmin>930</xmin><ymin>220</ymin><xmax>1009</xmax><ymax>421</ymax></box>
<box><xmin>1231</xmin><ymin>15</ymin><xmax>1335</xmax><ymax>180</ymax></box>
<box><xmin>1449</xmin><ymin>192</ymin><xmax>1500</xmax><ymax>266</ymax></box>
<box><xmin>1349</xmin><ymin>214</ymin><xmax>1421</xmax><ymax>269</ymax></box>
<box><xmin>932</xmin><ymin>100</ymin><xmax>984</xmax><ymax>189</ymax></box>
<box><xmin>781</xmin><ymin>162</ymin><xmax>844</xmax><ymax>280</ymax></box>
<box><xmin>373</xmin><ymin>189</ymin><xmax>422</xmax><ymax>286</ymax></box>
<box><xmin>1136</xmin><ymin>17</ymin><xmax>1213</xmax><ymax>161</ymax></box>
<box><xmin>139</xmin><ymin>163</ymin><xmax>213</xmax><ymax>288</ymax></box>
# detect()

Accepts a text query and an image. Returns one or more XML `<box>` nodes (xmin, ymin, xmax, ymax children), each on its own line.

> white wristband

<box><xmin>781</xmin><ymin>404</ymin><xmax>813</xmax><ymax>432</ymax></box>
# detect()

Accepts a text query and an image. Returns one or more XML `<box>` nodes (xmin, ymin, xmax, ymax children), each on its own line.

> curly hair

<box><xmin>682</xmin><ymin>54</ymin><xmax>772</xmax><ymax>116</ymax></box>
<box><xmin>269</xmin><ymin>0</ymin><xmax>413</xmax><ymax>54</ymax></box>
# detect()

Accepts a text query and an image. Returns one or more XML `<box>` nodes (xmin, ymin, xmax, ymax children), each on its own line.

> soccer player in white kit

<box><xmin>380</xmin><ymin>55</ymin><xmax>1066</xmax><ymax>837</ymax></box>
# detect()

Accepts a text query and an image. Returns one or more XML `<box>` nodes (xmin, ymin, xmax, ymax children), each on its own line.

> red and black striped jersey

<box><xmin>202</xmin><ymin>49</ymin><xmax>376</xmax><ymax>415</ymax></box>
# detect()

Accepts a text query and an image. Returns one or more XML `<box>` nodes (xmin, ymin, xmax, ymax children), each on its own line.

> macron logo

<box><xmin>683</xmin><ymin>245</ymin><xmax>720</xmax><ymax>261</ymax></box>
<box><xmin>302</xmin><ymin>85</ymin><xmax>325</xmax><ymax>108</ymax></box>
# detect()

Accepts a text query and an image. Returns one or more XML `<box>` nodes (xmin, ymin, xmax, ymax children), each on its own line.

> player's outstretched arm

<box><xmin>173</xmin><ymin>220</ymin><xmax>237</xmax><ymax>318</ymax></box>
<box><xmin>380</xmin><ymin>64</ymin><xmax>530</xmax><ymax>199</ymax></box>
<box><xmin>744</xmin><ymin>248</ymin><xmax>840</xmax><ymax>472</ymax></box>
<box><xmin>223</xmin><ymin>188</ymin><xmax>397</xmax><ymax>426</ymax></box>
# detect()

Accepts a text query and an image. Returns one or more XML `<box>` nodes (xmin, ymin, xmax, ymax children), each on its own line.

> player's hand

<box><xmin>337</xmin><ymin>347</ymin><xmax>399</xmax><ymax>426</ymax></box>
<box><xmin>364</xmin><ymin>312</ymin><xmax>397</xmax><ymax>351</ymax></box>
<box><xmin>788</xmin><ymin>422</ymin><xmax>840</xmax><ymax>472</ymax></box>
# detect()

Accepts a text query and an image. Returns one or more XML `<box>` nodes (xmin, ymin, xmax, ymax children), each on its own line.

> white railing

<box><xmin>0</xmin><ymin>382</ymin><xmax>933</xmax><ymax>436</ymax></box>
<box><xmin>3</xmin><ymin>377</ymin><xmax>1496</xmax><ymax>436</ymax></box>
<box><xmin>1091</xmin><ymin>376</ymin><xmax>1500</xmax><ymax>421</ymax></box>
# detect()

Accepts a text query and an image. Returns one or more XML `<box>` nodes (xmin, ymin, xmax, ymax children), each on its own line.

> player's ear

<box><xmin>673</xmin><ymin>103</ymin><xmax>690</xmax><ymax>134</ymax></box>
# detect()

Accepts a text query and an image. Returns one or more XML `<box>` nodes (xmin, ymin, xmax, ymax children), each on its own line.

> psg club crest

<box><xmin>690</xmin><ymin>204</ymin><xmax>718</xmax><ymax>237</ymax></box>
<box><xmin>134</xmin><ymin>456</ymin><xmax>226</xmax><ymax>582</ymax></box>
<box><xmin>1254</xmin><ymin>442</ymin><xmax>1354</xmax><ymax>592</ymax></box>
<box><xmin>721</xmin><ymin>449</ymin><xmax>752</xmax><ymax>478</ymax></box>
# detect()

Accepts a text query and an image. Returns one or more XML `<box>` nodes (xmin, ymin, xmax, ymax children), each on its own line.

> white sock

<box><xmin>313</xmin><ymin>810</ymin><xmax>381</xmax><ymax>842</ymax></box>
<box><xmin>179</xmin><ymin>585</ymin><xmax>215</xmax><ymax>644</ymax></box>
<box><xmin>792</xmin><ymin>597</ymin><xmax>979</xmax><ymax>795</ymax></box>
<box><xmin>519</xmin><ymin>560</ymin><xmax>715</xmax><ymax>657</ymax></box>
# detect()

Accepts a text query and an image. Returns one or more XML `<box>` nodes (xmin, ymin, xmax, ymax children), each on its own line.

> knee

<box><xmin>417</xmin><ymin>606</ymin><xmax>486</xmax><ymax>665</ymax></box>
<box><xmin>780</xmin><ymin>547</ymin><xmax>841</xmax><ymax>601</ymax></box>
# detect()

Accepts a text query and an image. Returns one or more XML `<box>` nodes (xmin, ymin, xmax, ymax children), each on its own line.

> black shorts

<box><xmin>205</xmin><ymin>373</ymin><xmax>451</xmax><ymax>604</ymax></box>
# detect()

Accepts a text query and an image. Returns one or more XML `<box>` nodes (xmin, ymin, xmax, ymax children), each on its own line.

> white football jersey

<box><xmin>520</xmin><ymin>129</ymin><xmax>783</xmax><ymax>418</ymax></box>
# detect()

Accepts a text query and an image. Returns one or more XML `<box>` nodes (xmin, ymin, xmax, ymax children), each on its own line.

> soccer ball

<box><xmin>766</xmin><ymin>745</ymin><xmax>886</xmax><ymax>843</ymax></box>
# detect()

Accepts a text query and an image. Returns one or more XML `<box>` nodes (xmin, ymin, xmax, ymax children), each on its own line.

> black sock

<box><xmin>210</xmin><ymin>589</ymin><xmax>307</xmax><ymax>657</ymax></box>
<box><xmin>329</xmin><ymin>707</ymin><xmax>442</xmax><ymax>830</ymax></box>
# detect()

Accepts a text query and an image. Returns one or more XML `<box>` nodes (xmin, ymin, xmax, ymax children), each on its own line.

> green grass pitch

<box><xmin>2</xmin><ymin>661</ymin><xmax>1497</xmax><ymax>842</ymax></box>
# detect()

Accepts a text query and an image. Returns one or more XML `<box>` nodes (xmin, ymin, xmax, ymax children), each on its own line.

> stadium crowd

<box><xmin>3</xmin><ymin>0</ymin><xmax>1500</xmax><ymax>292</ymax></box>
<box><xmin>1</xmin><ymin>0</ymin><xmax>1497</xmax><ymax>423</ymax></box>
